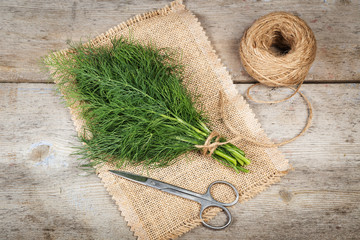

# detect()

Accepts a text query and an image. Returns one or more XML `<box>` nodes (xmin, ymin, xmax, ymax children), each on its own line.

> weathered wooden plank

<box><xmin>0</xmin><ymin>83</ymin><xmax>135</xmax><ymax>240</ymax></box>
<box><xmin>187</xmin><ymin>0</ymin><xmax>360</xmax><ymax>83</ymax></box>
<box><xmin>0</xmin><ymin>0</ymin><xmax>359</xmax><ymax>83</ymax></box>
<box><xmin>182</xmin><ymin>83</ymin><xmax>360</xmax><ymax>239</ymax></box>
<box><xmin>0</xmin><ymin>83</ymin><xmax>359</xmax><ymax>239</ymax></box>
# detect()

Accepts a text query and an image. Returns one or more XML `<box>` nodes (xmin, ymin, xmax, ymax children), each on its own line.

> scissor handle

<box><xmin>206</xmin><ymin>181</ymin><xmax>239</xmax><ymax>206</ymax></box>
<box><xmin>199</xmin><ymin>181</ymin><xmax>239</xmax><ymax>230</ymax></box>
<box><xmin>200</xmin><ymin>204</ymin><xmax>232</xmax><ymax>230</ymax></box>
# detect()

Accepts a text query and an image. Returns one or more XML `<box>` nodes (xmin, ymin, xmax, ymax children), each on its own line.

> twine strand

<box><xmin>195</xmin><ymin>131</ymin><xmax>221</xmax><ymax>156</ymax></box>
<box><xmin>197</xmin><ymin>12</ymin><xmax>316</xmax><ymax>155</ymax></box>
<box><xmin>246</xmin><ymin>82</ymin><xmax>302</xmax><ymax>104</ymax></box>
<box><xmin>224</xmin><ymin>88</ymin><xmax>313</xmax><ymax>147</ymax></box>
<box><xmin>195</xmin><ymin>88</ymin><xmax>313</xmax><ymax>155</ymax></box>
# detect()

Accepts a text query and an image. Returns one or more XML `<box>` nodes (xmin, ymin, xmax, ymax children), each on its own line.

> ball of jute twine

<box><xmin>238</xmin><ymin>12</ymin><xmax>316</xmax><ymax>146</ymax></box>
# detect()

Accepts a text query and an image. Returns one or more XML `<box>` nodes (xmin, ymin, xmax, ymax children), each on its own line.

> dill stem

<box><xmin>213</xmin><ymin>150</ymin><xmax>237</xmax><ymax>166</ymax></box>
<box><xmin>167</xmin><ymin>114</ymin><xmax>251</xmax><ymax>169</ymax></box>
<box><xmin>160</xmin><ymin>114</ymin><xmax>208</xmax><ymax>137</ymax></box>
<box><xmin>222</xmin><ymin>145</ymin><xmax>248</xmax><ymax>164</ymax></box>
<box><xmin>234</xmin><ymin>151</ymin><xmax>251</xmax><ymax>165</ymax></box>
<box><xmin>229</xmin><ymin>143</ymin><xmax>245</xmax><ymax>156</ymax></box>
<box><xmin>236</xmin><ymin>166</ymin><xmax>250</xmax><ymax>173</ymax></box>
<box><xmin>197</xmin><ymin>120</ymin><xmax>211</xmax><ymax>134</ymax></box>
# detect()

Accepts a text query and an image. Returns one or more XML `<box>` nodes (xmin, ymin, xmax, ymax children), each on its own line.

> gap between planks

<box><xmin>1</xmin><ymin>80</ymin><xmax>360</xmax><ymax>84</ymax></box>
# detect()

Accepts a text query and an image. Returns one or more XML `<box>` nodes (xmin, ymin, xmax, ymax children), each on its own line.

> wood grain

<box><xmin>1</xmin><ymin>0</ymin><xmax>359</xmax><ymax>239</ymax></box>
<box><xmin>0</xmin><ymin>0</ymin><xmax>359</xmax><ymax>83</ymax></box>
<box><xmin>0</xmin><ymin>83</ymin><xmax>134</xmax><ymax>240</ymax></box>
<box><xmin>184</xmin><ymin>83</ymin><xmax>360</xmax><ymax>239</ymax></box>
<box><xmin>1</xmin><ymin>83</ymin><xmax>359</xmax><ymax>239</ymax></box>
<box><xmin>187</xmin><ymin>0</ymin><xmax>360</xmax><ymax>83</ymax></box>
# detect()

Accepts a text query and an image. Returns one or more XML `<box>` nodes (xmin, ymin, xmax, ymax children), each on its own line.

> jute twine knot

<box><xmin>195</xmin><ymin>131</ymin><xmax>221</xmax><ymax>156</ymax></box>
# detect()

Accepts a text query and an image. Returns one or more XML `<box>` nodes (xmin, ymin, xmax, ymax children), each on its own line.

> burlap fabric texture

<box><xmin>55</xmin><ymin>1</ymin><xmax>290</xmax><ymax>239</ymax></box>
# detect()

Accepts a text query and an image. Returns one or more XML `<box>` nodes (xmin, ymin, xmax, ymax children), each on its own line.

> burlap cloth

<box><xmin>55</xmin><ymin>1</ymin><xmax>290</xmax><ymax>239</ymax></box>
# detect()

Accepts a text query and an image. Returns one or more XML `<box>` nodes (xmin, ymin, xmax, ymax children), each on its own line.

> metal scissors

<box><xmin>109</xmin><ymin>170</ymin><xmax>239</xmax><ymax>230</ymax></box>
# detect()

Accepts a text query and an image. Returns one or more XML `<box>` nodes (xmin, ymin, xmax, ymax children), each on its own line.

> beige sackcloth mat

<box><xmin>55</xmin><ymin>1</ymin><xmax>291</xmax><ymax>239</ymax></box>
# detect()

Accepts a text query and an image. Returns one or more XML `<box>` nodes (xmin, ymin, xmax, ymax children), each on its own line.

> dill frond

<box><xmin>44</xmin><ymin>37</ymin><xmax>251</xmax><ymax>173</ymax></box>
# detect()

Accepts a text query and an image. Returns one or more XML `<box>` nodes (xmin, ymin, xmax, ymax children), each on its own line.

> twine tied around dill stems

<box><xmin>195</xmin><ymin>89</ymin><xmax>310</xmax><ymax>156</ymax></box>
<box><xmin>237</xmin><ymin>12</ymin><xmax>316</xmax><ymax>146</ymax></box>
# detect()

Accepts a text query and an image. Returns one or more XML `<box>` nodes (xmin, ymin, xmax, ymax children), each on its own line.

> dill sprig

<box><xmin>45</xmin><ymin>38</ymin><xmax>251</xmax><ymax>173</ymax></box>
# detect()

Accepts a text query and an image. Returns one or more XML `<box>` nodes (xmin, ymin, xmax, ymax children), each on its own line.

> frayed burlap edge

<box><xmin>52</xmin><ymin>1</ymin><xmax>290</xmax><ymax>239</ymax></box>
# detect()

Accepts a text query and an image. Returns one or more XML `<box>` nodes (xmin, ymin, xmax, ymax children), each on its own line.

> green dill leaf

<box><xmin>44</xmin><ymin>37</ymin><xmax>251</xmax><ymax>172</ymax></box>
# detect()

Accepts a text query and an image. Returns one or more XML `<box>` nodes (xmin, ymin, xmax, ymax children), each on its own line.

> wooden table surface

<box><xmin>1</xmin><ymin>0</ymin><xmax>359</xmax><ymax>239</ymax></box>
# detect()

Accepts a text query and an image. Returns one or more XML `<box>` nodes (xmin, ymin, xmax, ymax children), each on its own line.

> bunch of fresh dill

<box><xmin>45</xmin><ymin>38</ymin><xmax>251</xmax><ymax>173</ymax></box>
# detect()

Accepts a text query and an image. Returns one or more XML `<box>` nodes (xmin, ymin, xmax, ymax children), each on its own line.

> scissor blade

<box><xmin>109</xmin><ymin>170</ymin><xmax>149</xmax><ymax>184</ymax></box>
<box><xmin>109</xmin><ymin>170</ymin><xmax>205</xmax><ymax>203</ymax></box>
